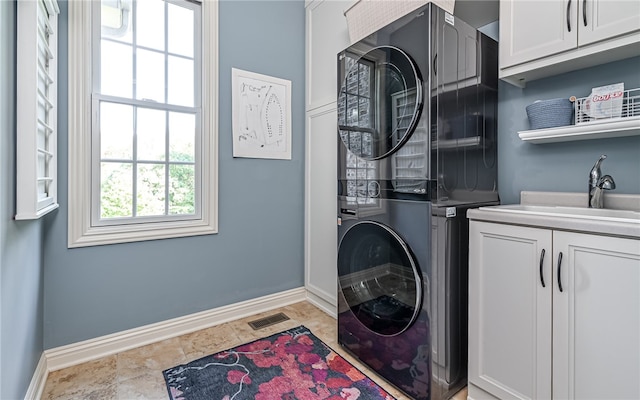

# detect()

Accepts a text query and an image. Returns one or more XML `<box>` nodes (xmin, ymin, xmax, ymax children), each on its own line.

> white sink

<box><xmin>484</xmin><ymin>204</ymin><xmax>640</xmax><ymax>223</ymax></box>
<box><xmin>469</xmin><ymin>192</ymin><xmax>640</xmax><ymax>238</ymax></box>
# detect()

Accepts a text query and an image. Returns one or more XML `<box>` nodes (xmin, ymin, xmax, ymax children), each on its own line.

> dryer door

<box><xmin>338</xmin><ymin>221</ymin><xmax>422</xmax><ymax>336</ymax></box>
<box><xmin>338</xmin><ymin>46</ymin><xmax>423</xmax><ymax>161</ymax></box>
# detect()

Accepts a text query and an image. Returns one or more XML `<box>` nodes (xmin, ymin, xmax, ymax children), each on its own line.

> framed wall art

<box><xmin>231</xmin><ymin>68</ymin><xmax>292</xmax><ymax>160</ymax></box>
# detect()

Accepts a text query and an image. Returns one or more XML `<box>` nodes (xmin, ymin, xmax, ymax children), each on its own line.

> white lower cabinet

<box><xmin>469</xmin><ymin>221</ymin><xmax>640</xmax><ymax>400</ymax></box>
<box><xmin>468</xmin><ymin>222</ymin><xmax>552</xmax><ymax>400</ymax></box>
<box><xmin>304</xmin><ymin>105</ymin><xmax>338</xmax><ymax>311</ymax></box>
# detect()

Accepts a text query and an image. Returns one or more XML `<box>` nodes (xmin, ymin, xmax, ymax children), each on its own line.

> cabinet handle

<box><xmin>567</xmin><ymin>0</ymin><xmax>572</xmax><ymax>32</ymax></box>
<box><xmin>433</xmin><ymin>53</ymin><xmax>438</xmax><ymax>76</ymax></box>
<box><xmin>557</xmin><ymin>251</ymin><xmax>564</xmax><ymax>292</ymax></box>
<box><xmin>583</xmin><ymin>0</ymin><xmax>587</xmax><ymax>26</ymax></box>
<box><xmin>539</xmin><ymin>249</ymin><xmax>546</xmax><ymax>288</ymax></box>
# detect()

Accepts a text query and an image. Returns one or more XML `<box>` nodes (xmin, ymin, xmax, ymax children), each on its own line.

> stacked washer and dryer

<box><xmin>336</xmin><ymin>4</ymin><xmax>499</xmax><ymax>400</ymax></box>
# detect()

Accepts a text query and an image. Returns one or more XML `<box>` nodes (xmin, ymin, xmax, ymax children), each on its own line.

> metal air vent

<box><xmin>247</xmin><ymin>312</ymin><xmax>290</xmax><ymax>330</ymax></box>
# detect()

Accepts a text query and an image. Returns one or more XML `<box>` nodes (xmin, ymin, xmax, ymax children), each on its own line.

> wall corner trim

<box><xmin>305</xmin><ymin>290</ymin><xmax>337</xmax><ymax>318</ymax></box>
<box><xmin>43</xmin><ymin>287</ymin><xmax>307</xmax><ymax>372</ymax></box>
<box><xmin>23</xmin><ymin>353</ymin><xmax>48</xmax><ymax>400</ymax></box>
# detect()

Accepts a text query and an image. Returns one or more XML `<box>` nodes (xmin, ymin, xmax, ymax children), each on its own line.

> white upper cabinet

<box><xmin>305</xmin><ymin>0</ymin><xmax>352</xmax><ymax>110</ymax></box>
<box><xmin>499</xmin><ymin>0</ymin><xmax>640</xmax><ymax>87</ymax></box>
<box><xmin>579</xmin><ymin>0</ymin><xmax>640</xmax><ymax>46</ymax></box>
<box><xmin>500</xmin><ymin>0</ymin><xmax>576</xmax><ymax>69</ymax></box>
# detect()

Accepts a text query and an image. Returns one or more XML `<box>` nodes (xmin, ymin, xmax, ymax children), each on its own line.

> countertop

<box><xmin>467</xmin><ymin>191</ymin><xmax>640</xmax><ymax>239</ymax></box>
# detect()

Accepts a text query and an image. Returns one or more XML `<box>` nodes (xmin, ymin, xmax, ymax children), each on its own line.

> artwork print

<box><xmin>232</xmin><ymin>68</ymin><xmax>292</xmax><ymax>160</ymax></box>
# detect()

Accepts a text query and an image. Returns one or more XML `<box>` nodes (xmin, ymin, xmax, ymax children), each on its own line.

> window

<box><xmin>68</xmin><ymin>0</ymin><xmax>218</xmax><ymax>247</ymax></box>
<box><xmin>16</xmin><ymin>0</ymin><xmax>60</xmax><ymax>219</ymax></box>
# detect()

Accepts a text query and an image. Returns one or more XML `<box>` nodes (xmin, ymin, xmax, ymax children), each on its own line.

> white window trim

<box><xmin>68</xmin><ymin>0</ymin><xmax>218</xmax><ymax>248</ymax></box>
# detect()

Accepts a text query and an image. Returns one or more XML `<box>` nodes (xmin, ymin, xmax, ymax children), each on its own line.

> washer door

<box><xmin>338</xmin><ymin>46</ymin><xmax>423</xmax><ymax>160</ymax></box>
<box><xmin>338</xmin><ymin>221</ymin><xmax>422</xmax><ymax>336</ymax></box>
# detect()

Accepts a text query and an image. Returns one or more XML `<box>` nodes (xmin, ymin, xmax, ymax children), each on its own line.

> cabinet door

<box><xmin>305</xmin><ymin>0</ymin><xmax>351</xmax><ymax>110</ymax></box>
<box><xmin>499</xmin><ymin>0</ymin><xmax>577</xmax><ymax>68</ymax></box>
<box><xmin>578</xmin><ymin>0</ymin><xmax>640</xmax><ymax>46</ymax></box>
<box><xmin>553</xmin><ymin>232</ymin><xmax>640</xmax><ymax>400</ymax></box>
<box><xmin>469</xmin><ymin>221</ymin><xmax>553</xmax><ymax>400</ymax></box>
<box><xmin>305</xmin><ymin>105</ymin><xmax>338</xmax><ymax>308</ymax></box>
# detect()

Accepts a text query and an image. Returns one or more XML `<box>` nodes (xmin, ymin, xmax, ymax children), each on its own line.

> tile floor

<box><xmin>42</xmin><ymin>301</ymin><xmax>467</xmax><ymax>400</ymax></box>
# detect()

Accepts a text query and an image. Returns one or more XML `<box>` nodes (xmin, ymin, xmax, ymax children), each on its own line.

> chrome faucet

<box><xmin>588</xmin><ymin>154</ymin><xmax>616</xmax><ymax>208</ymax></box>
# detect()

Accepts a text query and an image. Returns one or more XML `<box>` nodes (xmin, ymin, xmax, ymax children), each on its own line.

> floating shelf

<box><xmin>519</xmin><ymin>116</ymin><xmax>640</xmax><ymax>144</ymax></box>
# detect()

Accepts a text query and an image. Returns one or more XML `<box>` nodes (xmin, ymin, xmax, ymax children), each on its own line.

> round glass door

<box><xmin>338</xmin><ymin>221</ymin><xmax>422</xmax><ymax>336</ymax></box>
<box><xmin>338</xmin><ymin>46</ymin><xmax>423</xmax><ymax>160</ymax></box>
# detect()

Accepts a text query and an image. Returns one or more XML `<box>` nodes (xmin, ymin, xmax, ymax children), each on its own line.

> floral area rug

<box><xmin>163</xmin><ymin>325</ymin><xmax>396</xmax><ymax>400</ymax></box>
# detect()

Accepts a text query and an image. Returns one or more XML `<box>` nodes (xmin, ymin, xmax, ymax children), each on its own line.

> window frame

<box><xmin>68</xmin><ymin>0</ymin><xmax>218</xmax><ymax>248</ymax></box>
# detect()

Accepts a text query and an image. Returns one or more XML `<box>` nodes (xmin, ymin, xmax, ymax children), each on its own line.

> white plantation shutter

<box><xmin>16</xmin><ymin>0</ymin><xmax>60</xmax><ymax>219</ymax></box>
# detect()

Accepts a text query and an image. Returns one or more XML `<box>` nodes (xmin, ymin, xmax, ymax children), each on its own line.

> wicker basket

<box><xmin>526</xmin><ymin>98</ymin><xmax>574</xmax><ymax>130</ymax></box>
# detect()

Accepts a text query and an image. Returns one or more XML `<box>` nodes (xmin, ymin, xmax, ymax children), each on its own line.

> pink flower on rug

<box><xmin>327</xmin><ymin>353</ymin><xmax>365</xmax><ymax>382</ymax></box>
<box><xmin>297</xmin><ymin>334</ymin><xmax>315</xmax><ymax>346</ymax></box>
<box><xmin>227</xmin><ymin>369</ymin><xmax>250</xmax><ymax>385</ymax></box>
<box><xmin>298</xmin><ymin>351</ymin><xmax>322</xmax><ymax>365</ymax></box>
<box><xmin>239</xmin><ymin>339</ymin><xmax>287</xmax><ymax>368</ymax></box>
<box><xmin>298</xmin><ymin>350</ymin><xmax>326</xmax><ymax>382</ymax></box>
<box><xmin>255</xmin><ymin>374</ymin><xmax>335</xmax><ymax>400</ymax></box>
<box><xmin>340</xmin><ymin>387</ymin><xmax>362</xmax><ymax>399</ymax></box>
<box><xmin>287</xmin><ymin>341</ymin><xmax>314</xmax><ymax>355</ymax></box>
<box><xmin>311</xmin><ymin>368</ymin><xmax>328</xmax><ymax>383</ymax></box>
<box><xmin>254</xmin><ymin>376</ymin><xmax>294</xmax><ymax>400</ymax></box>
<box><xmin>326</xmin><ymin>377</ymin><xmax>353</xmax><ymax>389</ymax></box>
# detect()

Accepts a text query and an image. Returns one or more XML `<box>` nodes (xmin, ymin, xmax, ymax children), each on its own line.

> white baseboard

<box><xmin>44</xmin><ymin>287</ymin><xmax>307</xmax><ymax>372</ymax></box>
<box><xmin>467</xmin><ymin>382</ymin><xmax>499</xmax><ymax>400</ymax></box>
<box><xmin>24</xmin><ymin>353</ymin><xmax>48</xmax><ymax>400</ymax></box>
<box><xmin>305</xmin><ymin>289</ymin><xmax>337</xmax><ymax>318</ymax></box>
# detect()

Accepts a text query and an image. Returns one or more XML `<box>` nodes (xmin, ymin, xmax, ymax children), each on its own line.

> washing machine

<box><xmin>337</xmin><ymin>196</ymin><xmax>432</xmax><ymax>397</ymax></box>
<box><xmin>338</xmin><ymin>195</ymin><xmax>478</xmax><ymax>400</ymax></box>
<box><xmin>337</xmin><ymin>3</ymin><xmax>499</xmax><ymax>400</ymax></box>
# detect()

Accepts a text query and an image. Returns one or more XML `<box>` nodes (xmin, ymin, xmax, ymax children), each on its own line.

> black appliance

<box><xmin>336</xmin><ymin>4</ymin><xmax>499</xmax><ymax>400</ymax></box>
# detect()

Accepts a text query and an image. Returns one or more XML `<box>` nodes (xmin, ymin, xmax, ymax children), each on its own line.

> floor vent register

<box><xmin>248</xmin><ymin>312</ymin><xmax>290</xmax><ymax>330</ymax></box>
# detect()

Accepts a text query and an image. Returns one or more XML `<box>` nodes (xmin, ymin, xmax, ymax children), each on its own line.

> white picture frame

<box><xmin>231</xmin><ymin>68</ymin><xmax>292</xmax><ymax>160</ymax></box>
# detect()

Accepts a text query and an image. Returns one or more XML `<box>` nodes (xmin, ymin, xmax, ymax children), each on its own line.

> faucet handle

<box><xmin>599</xmin><ymin>175</ymin><xmax>616</xmax><ymax>190</ymax></box>
<box><xmin>589</xmin><ymin>154</ymin><xmax>607</xmax><ymax>184</ymax></box>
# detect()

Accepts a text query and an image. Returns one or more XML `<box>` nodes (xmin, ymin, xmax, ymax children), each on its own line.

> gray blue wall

<box><xmin>4</xmin><ymin>1</ymin><xmax>639</xmax><ymax>396</ymax></box>
<box><xmin>1</xmin><ymin>1</ymin><xmax>46</xmax><ymax>399</ymax></box>
<box><xmin>43</xmin><ymin>0</ymin><xmax>306</xmax><ymax>349</ymax></box>
<box><xmin>498</xmin><ymin>56</ymin><xmax>640</xmax><ymax>204</ymax></box>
